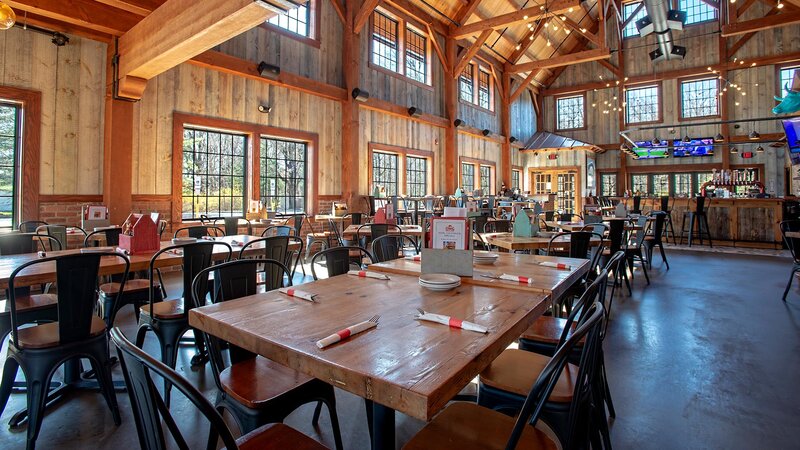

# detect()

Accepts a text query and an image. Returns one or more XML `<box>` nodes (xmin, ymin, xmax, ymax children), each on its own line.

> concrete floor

<box><xmin>1</xmin><ymin>250</ymin><xmax>799</xmax><ymax>449</ymax></box>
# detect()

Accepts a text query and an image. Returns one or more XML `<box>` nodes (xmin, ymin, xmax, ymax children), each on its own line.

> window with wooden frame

<box><xmin>778</xmin><ymin>63</ymin><xmax>800</xmax><ymax>98</ymax></box>
<box><xmin>372</xmin><ymin>151</ymin><xmax>399</xmax><ymax>196</ymax></box>
<box><xmin>263</xmin><ymin>1</ymin><xmax>320</xmax><ymax>46</ymax></box>
<box><xmin>652</xmin><ymin>174</ymin><xmax>670</xmax><ymax>197</ymax></box>
<box><xmin>600</xmin><ymin>173</ymin><xmax>617</xmax><ymax>197</ymax></box>
<box><xmin>680</xmin><ymin>77</ymin><xmax>719</xmax><ymax>119</ymax></box>
<box><xmin>479</xmin><ymin>165</ymin><xmax>492</xmax><ymax>193</ymax></box>
<box><xmin>406</xmin><ymin>156</ymin><xmax>428</xmax><ymax>197</ymax></box>
<box><xmin>478</xmin><ymin>69</ymin><xmax>491</xmax><ymax>110</ymax></box>
<box><xmin>631</xmin><ymin>174</ymin><xmax>648</xmax><ymax>195</ymax></box>
<box><xmin>369</xmin><ymin>144</ymin><xmax>433</xmax><ymax>197</ymax></box>
<box><xmin>622</xmin><ymin>2</ymin><xmax>646</xmax><ymax>39</ymax></box>
<box><xmin>461</xmin><ymin>159</ymin><xmax>495</xmax><ymax>192</ymax></box>
<box><xmin>260</xmin><ymin>137</ymin><xmax>307</xmax><ymax>214</ymax></box>
<box><xmin>461</xmin><ymin>162</ymin><xmax>475</xmax><ymax>191</ymax></box>
<box><xmin>370</xmin><ymin>8</ymin><xmax>431</xmax><ymax>86</ymax></box>
<box><xmin>459</xmin><ymin>63</ymin><xmax>474</xmax><ymax>103</ymax></box>
<box><xmin>459</xmin><ymin>60</ymin><xmax>495</xmax><ymax>112</ymax></box>
<box><xmin>679</xmin><ymin>0</ymin><xmax>717</xmax><ymax>25</ymax></box>
<box><xmin>511</xmin><ymin>169</ymin><xmax>521</xmax><ymax>190</ymax></box>
<box><xmin>556</xmin><ymin>94</ymin><xmax>586</xmax><ymax>130</ymax></box>
<box><xmin>625</xmin><ymin>84</ymin><xmax>661</xmax><ymax>124</ymax></box>
<box><xmin>0</xmin><ymin>102</ymin><xmax>20</xmax><ymax>228</ymax></box>
<box><xmin>675</xmin><ymin>173</ymin><xmax>693</xmax><ymax>196</ymax></box>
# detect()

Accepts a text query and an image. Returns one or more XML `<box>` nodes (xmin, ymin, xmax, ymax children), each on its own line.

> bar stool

<box><xmin>659</xmin><ymin>196</ymin><xmax>677</xmax><ymax>244</ymax></box>
<box><xmin>680</xmin><ymin>196</ymin><xmax>712</xmax><ymax>247</ymax></box>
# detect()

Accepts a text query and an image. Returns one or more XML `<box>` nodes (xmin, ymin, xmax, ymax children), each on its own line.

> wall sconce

<box><xmin>454</xmin><ymin>119</ymin><xmax>465</xmax><ymax>127</ymax></box>
<box><xmin>482</xmin><ymin>129</ymin><xmax>491</xmax><ymax>136</ymax></box>
<box><xmin>408</xmin><ymin>107</ymin><xmax>422</xmax><ymax>118</ymax></box>
<box><xmin>509</xmin><ymin>136</ymin><xmax>518</xmax><ymax>143</ymax></box>
<box><xmin>51</xmin><ymin>32</ymin><xmax>69</xmax><ymax>46</ymax></box>
<box><xmin>748</xmin><ymin>130</ymin><xmax>760</xmax><ymax>140</ymax></box>
<box><xmin>258</xmin><ymin>104</ymin><xmax>272</xmax><ymax>114</ymax></box>
<box><xmin>352</xmin><ymin>88</ymin><xmax>370</xmax><ymax>102</ymax></box>
<box><xmin>713</xmin><ymin>133</ymin><xmax>725</xmax><ymax>142</ymax></box>
<box><xmin>257</xmin><ymin>61</ymin><xmax>280</xmax><ymax>80</ymax></box>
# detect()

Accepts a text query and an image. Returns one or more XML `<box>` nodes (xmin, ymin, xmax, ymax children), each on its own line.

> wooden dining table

<box><xmin>342</xmin><ymin>224</ymin><xmax>424</xmax><ymax>238</ymax></box>
<box><xmin>189</xmin><ymin>271</ymin><xmax>551</xmax><ymax>450</ymax></box>
<box><xmin>370</xmin><ymin>253</ymin><xmax>588</xmax><ymax>302</ymax></box>
<box><xmin>479</xmin><ymin>232</ymin><xmax>603</xmax><ymax>252</ymax></box>
<box><xmin>545</xmin><ymin>220</ymin><xmax>647</xmax><ymax>232</ymax></box>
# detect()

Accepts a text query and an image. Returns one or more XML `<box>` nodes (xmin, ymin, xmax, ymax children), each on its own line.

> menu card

<box><xmin>429</xmin><ymin>217</ymin><xmax>469</xmax><ymax>250</ymax></box>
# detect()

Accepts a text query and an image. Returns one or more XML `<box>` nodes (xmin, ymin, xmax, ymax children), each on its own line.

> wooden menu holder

<box><xmin>119</xmin><ymin>213</ymin><xmax>160</xmax><ymax>254</ymax></box>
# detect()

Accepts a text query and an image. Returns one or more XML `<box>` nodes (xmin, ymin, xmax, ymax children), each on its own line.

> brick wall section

<box><xmin>39</xmin><ymin>202</ymin><xmax>103</xmax><ymax>227</ymax></box>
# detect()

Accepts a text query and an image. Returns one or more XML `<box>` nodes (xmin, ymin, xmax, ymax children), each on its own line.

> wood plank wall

<box><xmin>0</xmin><ymin>28</ymin><xmax>106</xmax><ymax>195</ymax></box>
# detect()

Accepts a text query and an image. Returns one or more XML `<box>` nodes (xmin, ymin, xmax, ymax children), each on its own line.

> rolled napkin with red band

<box><xmin>538</xmin><ymin>261</ymin><xmax>572</xmax><ymax>270</ymax></box>
<box><xmin>404</xmin><ymin>255</ymin><xmax>422</xmax><ymax>261</ymax></box>
<box><xmin>499</xmin><ymin>273</ymin><xmax>534</xmax><ymax>284</ymax></box>
<box><xmin>278</xmin><ymin>287</ymin><xmax>316</xmax><ymax>302</ymax></box>
<box><xmin>316</xmin><ymin>320</ymin><xmax>377</xmax><ymax>348</ymax></box>
<box><xmin>415</xmin><ymin>312</ymin><xmax>488</xmax><ymax>334</ymax></box>
<box><xmin>347</xmin><ymin>270</ymin><xmax>390</xmax><ymax>280</ymax></box>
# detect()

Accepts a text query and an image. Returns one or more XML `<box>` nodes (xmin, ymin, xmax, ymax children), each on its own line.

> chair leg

<box><xmin>659</xmin><ymin>243</ymin><xmax>670</xmax><ymax>270</ymax></box>
<box><xmin>688</xmin><ymin>215</ymin><xmax>696</xmax><ymax>247</ymax></box>
<box><xmin>87</xmin><ymin>354</ymin><xmax>121</xmax><ymax>425</ymax></box>
<box><xmin>703</xmin><ymin>216</ymin><xmax>712</xmax><ymax>248</ymax></box>
<box><xmin>601</xmin><ymin>358</ymin><xmax>616</xmax><ymax>418</ymax></box>
<box><xmin>0</xmin><ymin>357</ymin><xmax>19</xmax><ymax>416</ymax></box>
<box><xmin>22</xmin><ymin>361</ymin><xmax>55</xmax><ymax>450</ymax></box>
<box><xmin>322</xmin><ymin>392</ymin><xmax>344</xmax><ymax>450</ymax></box>
<box><xmin>312</xmin><ymin>401</ymin><xmax>323</xmax><ymax>426</ymax></box>
<box><xmin>679</xmin><ymin>215</ymin><xmax>687</xmax><ymax>246</ymax></box>
<box><xmin>364</xmin><ymin>399</ymin><xmax>374</xmax><ymax>442</ymax></box>
<box><xmin>639</xmin><ymin>255</ymin><xmax>650</xmax><ymax>284</ymax></box>
<box><xmin>783</xmin><ymin>267</ymin><xmax>798</xmax><ymax>301</ymax></box>
<box><xmin>157</xmin><ymin>327</ymin><xmax>185</xmax><ymax>408</ymax></box>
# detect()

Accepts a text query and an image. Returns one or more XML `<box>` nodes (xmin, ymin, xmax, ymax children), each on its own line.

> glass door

<box><xmin>556</xmin><ymin>172</ymin><xmax>576</xmax><ymax>214</ymax></box>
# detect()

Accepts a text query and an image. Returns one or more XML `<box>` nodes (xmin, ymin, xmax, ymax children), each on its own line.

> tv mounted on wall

<box><xmin>673</xmin><ymin>138</ymin><xmax>714</xmax><ymax>157</ymax></box>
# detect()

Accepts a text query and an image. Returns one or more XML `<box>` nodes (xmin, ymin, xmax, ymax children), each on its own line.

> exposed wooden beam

<box><xmin>188</xmin><ymin>51</ymin><xmax>347</xmax><ymax>102</ymax></box>
<box><xmin>453</xmin><ymin>29</ymin><xmax>492</xmax><ymax>77</ymax></box>
<box><xmin>427</xmin><ymin>23</ymin><xmax>449</xmax><ymax>73</ymax></box>
<box><xmin>509</xmin><ymin>19</ymin><xmax>545</xmax><ymax>64</ymax></box>
<box><xmin>489</xmin><ymin>64</ymin><xmax>503</xmax><ymax>100</ymax></box>
<box><xmin>452</xmin><ymin>0</ymin><xmax>483</xmax><ymax>26</ymax></box>
<box><xmin>451</xmin><ymin>0</ymin><xmax>581</xmax><ymax>39</ymax></box>
<box><xmin>698</xmin><ymin>0</ymin><xmax>720</xmax><ymax>9</ymax></box>
<box><xmin>509</xmin><ymin>48</ymin><xmax>611</xmax><ymax>74</ymax></box>
<box><xmin>721</xmin><ymin>10</ymin><xmax>800</xmax><ymax>36</ymax></box>
<box><xmin>360</xmin><ymin>98</ymin><xmax>450</xmax><ymax>128</ymax></box>
<box><xmin>510</xmin><ymin>71</ymin><xmax>537</xmax><ymax>102</ymax></box>
<box><xmin>5</xmin><ymin>0</ymin><xmax>141</xmax><ymax>35</ymax></box>
<box><xmin>736</xmin><ymin>0</ymin><xmax>758</xmax><ymax>17</ymax></box>
<box><xmin>620</xmin><ymin>2</ymin><xmax>643</xmax><ymax>28</ymax></box>
<box><xmin>560</xmin><ymin>16</ymin><xmax>603</xmax><ymax>47</ymax></box>
<box><xmin>728</xmin><ymin>5</ymin><xmax>780</xmax><ymax>56</ymax></box>
<box><xmin>597</xmin><ymin>59</ymin><xmax>623</xmax><ymax>77</ymax></box>
<box><xmin>386</xmin><ymin>0</ymin><xmax>448</xmax><ymax>34</ymax></box>
<box><xmin>14</xmin><ymin>10</ymin><xmax>114</xmax><ymax>42</ymax></box>
<box><xmin>328</xmin><ymin>0</ymin><xmax>346</xmax><ymax>25</ymax></box>
<box><xmin>117</xmin><ymin>0</ymin><xmax>284</xmax><ymax>99</ymax></box>
<box><xmin>540</xmin><ymin>17</ymin><xmax>601</xmax><ymax>87</ymax></box>
<box><xmin>92</xmin><ymin>0</ymin><xmax>161</xmax><ymax>16</ymax></box>
<box><xmin>354</xmin><ymin>0</ymin><xmax>382</xmax><ymax>34</ymax></box>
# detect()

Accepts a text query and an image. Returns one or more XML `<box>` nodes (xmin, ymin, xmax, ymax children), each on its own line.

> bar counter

<box><xmin>612</xmin><ymin>196</ymin><xmax>790</xmax><ymax>248</ymax></box>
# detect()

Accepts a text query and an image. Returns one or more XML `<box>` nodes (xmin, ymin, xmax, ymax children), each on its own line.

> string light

<box><xmin>778</xmin><ymin>0</ymin><xmax>784</xmax><ymax>8</ymax></box>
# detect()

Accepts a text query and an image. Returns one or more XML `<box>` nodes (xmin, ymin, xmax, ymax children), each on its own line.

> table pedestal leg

<box><xmin>372</xmin><ymin>402</ymin><xmax>395</xmax><ymax>450</ymax></box>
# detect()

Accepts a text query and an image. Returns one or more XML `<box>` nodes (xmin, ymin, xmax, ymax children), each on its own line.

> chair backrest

<box><xmin>149</xmin><ymin>241</ymin><xmax>231</xmax><ymax>309</ymax></box>
<box><xmin>158</xmin><ymin>220</ymin><xmax>168</xmax><ymax>239</ymax></box>
<box><xmin>695</xmin><ymin>195</ymin><xmax>707</xmax><ymax>214</ymax></box>
<box><xmin>632</xmin><ymin>196</ymin><xmax>642</xmax><ymax>212</ymax></box>
<box><xmin>781</xmin><ymin>220</ymin><xmax>800</xmax><ymax>264</ymax></box>
<box><xmin>484</xmin><ymin>219</ymin><xmax>512</xmax><ymax>233</ymax></box>
<box><xmin>344</xmin><ymin>212</ymin><xmax>363</xmax><ymax>225</ymax></box>
<box><xmin>630</xmin><ymin>215</ymin><xmax>649</xmax><ymax>247</ymax></box>
<box><xmin>660</xmin><ymin>196</ymin><xmax>670</xmax><ymax>212</ymax></box>
<box><xmin>607</xmin><ymin>219</ymin><xmax>626</xmax><ymax>254</ymax></box>
<box><xmin>371</xmin><ymin>234</ymin><xmax>419</xmax><ymax>263</ymax></box>
<box><xmin>472</xmin><ymin>216</ymin><xmax>489</xmax><ymax>234</ymax></box>
<box><xmin>547</xmin><ymin>231</ymin><xmax>593</xmax><ymax>259</ymax></box>
<box><xmin>0</xmin><ymin>232</ymin><xmax>60</xmax><ymax>255</ymax></box>
<box><xmin>8</xmin><ymin>251</ymin><xmax>129</xmax><ymax>345</ymax></box>
<box><xmin>239</xmin><ymin>236</ymin><xmax>298</xmax><ymax>285</ymax></box>
<box><xmin>649</xmin><ymin>211</ymin><xmax>667</xmax><ymax>244</ymax></box>
<box><xmin>505</xmin><ymin>301</ymin><xmax>605</xmax><ymax>450</ymax></box>
<box><xmin>84</xmin><ymin>227</ymin><xmax>123</xmax><ymax>247</ymax></box>
<box><xmin>36</xmin><ymin>225</ymin><xmax>66</xmax><ymax>250</ymax></box>
<box><xmin>583</xmin><ymin>215</ymin><xmax>602</xmax><ymax>225</ymax></box>
<box><xmin>261</xmin><ymin>225</ymin><xmax>292</xmax><ymax>237</ymax></box>
<box><xmin>173</xmin><ymin>225</ymin><xmax>225</xmax><ymax>239</ymax></box>
<box><xmin>356</xmin><ymin>223</ymin><xmax>400</xmax><ymax>243</ymax></box>
<box><xmin>18</xmin><ymin>220</ymin><xmax>48</xmax><ymax>233</ymax></box>
<box><xmin>110</xmin><ymin>328</ymin><xmax>241</xmax><ymax>450</ymax></box>
<box><xmin>286</xmin><ymin>214</ymin><xmax>305</xmax><ymax>236</ymax></box>
<box><xmin>310</xmin><ymin>246</ymin><xmax>374</xmax><ymax>280</ymax></box>
<box><xmin>220</xmin><ymin>217</ymin><xmax>242</xmax><ymax>236</ymax></box>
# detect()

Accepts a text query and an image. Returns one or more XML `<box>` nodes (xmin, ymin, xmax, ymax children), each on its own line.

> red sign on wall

<box><xmin>741</xmin><ymin>152</ymin><xmax>754</xmax><ymax>159</ymax></box>
<box><xmin>548</xmin><ymin>153</ymin><xmax>558</xmax><ymax>160</ymax></box>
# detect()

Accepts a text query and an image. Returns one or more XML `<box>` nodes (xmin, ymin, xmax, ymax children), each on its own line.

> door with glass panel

<box><xmin>531</xmin><ymin>170</ymin><xmax>578</xmax><ymax>214</ymax></box>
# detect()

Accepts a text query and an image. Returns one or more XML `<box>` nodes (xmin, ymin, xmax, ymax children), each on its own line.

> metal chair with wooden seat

<box><xmin>262</xmin><ymin>225</ymin><xmax>293</xmax><ymax>237</ymax></box>
<box><xmin>110</xmin><ymin>328</ymin><xmax>328</xmax><ymax>450</ymax></box>
<box><xmin>644</xmin><ymin>211</ymin><xmax>670</xmax><ymax>270</ymax></box>
<box><xmin>18</xmin><ymin>221</ymin><xmax>48</xmax><ymax>233</ymax></box>
<box><xmin>404</xmin><ymin>302</ymin><xmax>605</xmax><ymax>450</ymax></box>
<box><xmin>191</xmin><ymin>259</ymin><xmax>343</xmax><ymax>450</ymax></box>
<box><xmin>173</xmin><ymin>225</ymin><xmax>225</xmax><ymax>239</ymax></box>
<box><xmin>680</xmin><ymin>196</ymin><xmax>712</xmax><ymax>247</ymax></box>
<box><xmin>83</xmin><ymin>227</ymin><xmax>123</xmax><ymax>247</ymax></box>
<box><xmin>135</xmin><ymin>240</ymin><xmax>232</xmax><ymax>406</ymax></box>
<box><xmin>0</xmin><ymin>251</ymin><xmax>128</xmax><ymax>450</ymax></box>
<box><xmin>304</xmin><ymin>216</ymin><xmax>332</xmax><ymax>262</ymax></box>
<box><xmin>310</xmin><ymin>246</ymin><xmax>374</xmax><ymax>280</ymax></box>
<box><xmin>239</xmin><ymin>235</ymin><xmax>304</xmax><ymax>281</ymax></box>
<box><xmin>370</xmin><ymin>234</ymin><xmax>419</xmax><ymax>263</ymax></box>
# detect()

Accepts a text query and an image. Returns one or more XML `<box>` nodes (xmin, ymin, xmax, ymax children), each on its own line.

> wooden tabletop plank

<box><xmin>370</xmin><ymin>253</ymin><xmax>588</xmax><ymax>301</ymax></box>
<box><xmin>479</xmin><ymin>232</ymin><xmax>603</xmax><ymax>251</ymax></box>
<box><xmin>342</xmin><ymin>224</ymin><xmax>424</xmax><ymax>238</ymax></box>
<box><xmin>189</xmin><ymin>272</ymin><xmax>550</xmax><ymax>421</ymax></box>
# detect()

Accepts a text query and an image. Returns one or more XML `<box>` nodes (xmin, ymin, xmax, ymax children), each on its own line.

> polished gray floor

<box><xmin>1</xmin><ymin>250</ymin><xmax>799</xmax><ymax>449</ymax></box>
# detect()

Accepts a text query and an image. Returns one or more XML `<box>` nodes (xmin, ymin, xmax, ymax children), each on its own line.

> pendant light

<box><xmin>0</xmin><ymin>2</ymin><xmax>15</xmax><ymax>30</ymax></box>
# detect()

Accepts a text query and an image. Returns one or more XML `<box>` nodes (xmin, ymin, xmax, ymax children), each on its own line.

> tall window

<box><xmin>675</xmin><ymin>173</ymin><xmax>693</xmax><ymax>196</ymax></box>
<box><xmin>268</xmin><ymin>1</ymin><xmax>311</xmax><ymax>37</ymax></box>
<box><xmin>697</xmin><ymin>172</ymin><xmax>713</xmax><ymax>193</ymax></box>
<box><xmin>405</xmin><ymin>27</ymin><xmax>427</xmax><ymax>84</ymax></box>
<box><xmin>511</xmin><ymin>169</ymin><xmax>521</xmax><ymax>191</ymax></box>
<box><xmin>406</xmin><ymin>156</ymin><xmax>427</xmax><ymax>197</ymax></box>
<box><xmin>601</xmin><ymin>173</ymin><xmax>617</xmax><ymax>197</ymax></box>
<box><xmin>556</xmin><ymin>95</ymin><xmax>585</xmax><ymax>130</ymax></box>
<box><xmin>372</xmin><ymin>152</ymin><xmax>399</xmax><ymax>196</ymax></box>
<box><xmin>260</xmin><ymin>137</ymin><xmax>307</xmax><ymax>214</ymax></box>
<box><xmin>479</xmin><ymin>165</ymin><xmax>491</xmax><ymax>193</ymax></box>
<box><xmin>679</xmin><ymin>0</ymin><xmax>717</xmax><ymax>25</ymax></box>
<box><xmin>622</xmin><ymin>2</ymin><xmax>646</xmax><ymax>38</ymax></box>
<box><xmin>478</xmin><ymin>70</ymin><xmax>491</xmax><ymax>110</ymax></box>
<box><xmin>0</xmin><ymin>102</ymin><xmax>20</xmax><ymax>228</ymax></box>
<box><xmin>461</xmin><ymin>163</ymin><xmax>475</xmax><ymax>191</ymax></box>
<box><xmin>780</xmin><ymin>65</ymin><xmax>799</xmax><ymax>98</ymax></box>
<box><xmin>652</xmin><ymin>174</ymin><xmax>670</xmax><ymax>196</ymax></box>
<box><xmin>372</xmin><ymin>11</ymin><xmax>398</xmax><ymax>72</ymax></box>
<box><xmin>625</xmin><ymin>85</ymin><xmax>660</xmax><ymax>124</ymax></box>
<box><xmin>182</xmin><ymin>128</ymin><xmax>247</xmax><ymax>220</ymax></box>
<box><xmin>632</xmin><ymin>175</ymin><xmax>648</xmax><ymax>195</ymax></box>
<box><xmin>681</xmin><ymin>78</ymin><xmax>719</xmax><ymax>119</ymax></box>
<box><xmin>459</xmin><ymin>63</ymin><xmax>474</xmax><ymax>103</ymax></box>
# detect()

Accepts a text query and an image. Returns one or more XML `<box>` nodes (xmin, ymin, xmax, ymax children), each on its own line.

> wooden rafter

<box><xmin>354</xmin><ymin>0</ymin><xmax>382</xmax><ymax>33</ymax></box>
<box><xmin>93</xmin><ymin>0</ymin><xmax>163</xmax><ymax>16</ymax></box>
<box><xmin>510</xmin><ymin>71</ymin><xmax>537</xmax><ymax>102</ymax></box>
<box><xmin>453</xmin><ymin>29</ymin><xmax>492</xmax><ymax>77</ymax></box>
<box><xmin>698</xmin><ymin>0</ymin><xmax>720</xmax><ymax>9</ymax></box>
<box><xmin>328</xmin><ymin>0</ymin><xmax>346</xmax><ymax>25</ymax></box>
<box><xmin>559</xmin><ymin>16</ymin><xmax>603</xmax><ymax>47</ymax></box>
<box><xmin>13</xmin><ymin>10</ymin><xmax>115</xmax><ymax>42</ymax></box>
<box><xmin>542</xmin><ymin>18</ymin><xmax>600</xmax><ymax>87</ymax></box>
<box><xmin>509</xmin><ymin>19</ymin><xmax>546</xmax><ymax>64</ymax></box>
<box><xmin>736</xmin><ymin>0</ymin><xmax>759</xmax><ymax>17</ymax></box>
<box><xmin>597</xmin><ymin>59</ymin><xmax>622</xmax><ymax>77</ymax></box>
<box><xmin>5</xmin><ymin>0</ymin><xmax>142</xmax><ymax>35</ymax></box>
<box><xmin>729</xmin><ymin>5</ymin><xmax>780</xmax><ymax>56</ymax></box>
<box><xmin>452</xmin><ymin>0</ymin><xmax>483</xmax><ymax>26</ymax></box>
<box><xmin>427</xmin><ymin>23</ymin><xmax>449</xmax><ymax>74</ymax></box>
<box><xmin>489</xmin><ymin>64</ymin><xmax>504</xmax><ymax>100</ymax></box>
<box><xmin>722</xmin><ymin>10</ymin><xmax>800</xmax><ymax>36</ymax></box>
<box><xmin>451</xmin><ymin>0</ymin><xmax>581</xmax><ymax>39</ymax></box>
<box><xmin>509</xmin><ymin>48</ymin><xmax>611</xmax><ymax>74</ymax></box>
<box><xmin>387</xmin><ymin>0</ymin><xmax>448</xmax><ymax>34</ymax></box>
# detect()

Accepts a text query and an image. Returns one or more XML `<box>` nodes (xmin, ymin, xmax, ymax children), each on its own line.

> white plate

<box><xmin>419</xmin><ymin>273</ymin><xmax>461</xmax><ymax>285</ymax></box>
<box><xmin>419</xmin><ymin>280</ymin><xmax>460</xmax><ymax>291</ymax></box>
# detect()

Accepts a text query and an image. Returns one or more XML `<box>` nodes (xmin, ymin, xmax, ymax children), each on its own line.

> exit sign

<box><xmin>548</xmin><ymin>153</ymin><xmax>558</xmax><ymax>160</ymax></box>
<box><xmin>741</xmin><ymin>152</ymin><xmax>754</xmax><ymax>159</ymax></box>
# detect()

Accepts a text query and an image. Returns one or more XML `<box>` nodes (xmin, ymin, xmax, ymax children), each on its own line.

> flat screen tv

<box><xmin>673</xmin><ymin>138</ymin><xmax>714</xmax><ymax>157</ymax></box>
<box><xmin>632</xmin><ymin>140</ymin><xmax>669</xmax><ymax>159</ymax></box>
<box><xmin>782</xmin><ymin>117</ymin><xmax>800</xmax><ymax>153</ymax></box>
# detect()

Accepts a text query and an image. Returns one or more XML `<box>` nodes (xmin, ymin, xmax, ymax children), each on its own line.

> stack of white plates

<box><xmin>473</xmin><ymin>251</ymin><xmax>499</xmax><ymax>265</ymax></box>
<box><xmin>419</xmin><ymin>273</ymin><xmax>461</xmax><ymax>291</ymax></box>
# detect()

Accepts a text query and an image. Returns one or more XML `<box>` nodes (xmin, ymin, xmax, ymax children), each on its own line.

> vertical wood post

<box><xmin>501</xmin><ymin>71</ymin><xmax>512</xmax><ymax>188</ymax></box>
<box><xmin>341</xmin><ymin>1</ymin><xmax>361</xmax><ymax>209</ymax></box>
<box><xmin>720</xmin><ymin>2</ymin><xmax>732</xmax><ymax>170</ymax></box>
<box><xmin>445</xmin><ymin>37</ymin><xmax>458</xmax><ymax>193</ymax></box>
<box><xmin>103</xmin><ymin>44</ymin><xmax>134</xmax><ymax>224</ymax></box>
<box><xmin>616</xmin><ymin>4</ymin><xmax>627</xmax><ymax>195</ymax></box>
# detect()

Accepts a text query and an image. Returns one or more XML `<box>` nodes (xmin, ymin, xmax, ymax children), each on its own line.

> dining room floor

<box><xmin>1</xmin><ymin>250</ymin><xmax>799</xmax><ymax>449</ymax></box>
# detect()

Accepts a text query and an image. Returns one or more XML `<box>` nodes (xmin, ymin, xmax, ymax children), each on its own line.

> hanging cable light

<box><xmin>0</xmin><ymin>2</ymin><xmax>16</xmax><ymax>30</ymax></box>
<box><xmin>756</xmin><ymin>145</ymin><xmax>765</xmax><ymax>153</ymax></box>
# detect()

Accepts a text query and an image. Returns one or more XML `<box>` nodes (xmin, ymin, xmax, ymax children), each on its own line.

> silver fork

<box><xmin>478</xmin><ymin>271</ymin><xmax>502</xmax><ymax>279</ymax></box>
<box><xmin>416</xmin><ymin>307</ymin><xmax>426</xmax><ymax>316</ymax></box>
<box><xmin>368</xmin><ymin>315</ymin><xmax>381</xmax><ymax>324</ymax></box>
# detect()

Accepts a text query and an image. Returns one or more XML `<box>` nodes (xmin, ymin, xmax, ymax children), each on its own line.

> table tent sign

<box><xmin>422</xmin><ymin>215</ymin><xmax>473</xmax><ymax>277</ymax></box>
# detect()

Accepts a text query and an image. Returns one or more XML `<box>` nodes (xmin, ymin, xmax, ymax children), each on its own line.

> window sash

<box><xmin>0</xmin><ymin>102</ymin><xmax>20</xmax><ymax>228</ymax></box>
<box><xmin>461</xmin><ymin>163</ymin><xmax>475</xmax><ymax>191</ymax></box>
<box><xmin>681</xmin><ymin>78</ymin><xmax>719</xmax><ymax>118</ymax></box>
<box><xmin>260</xmin><ymin>137</ymin><xmax>307</xmax><ymax>214</ymax></box>
<box><xmin>372</xmin><ymin>152</ymin><xmax>399</xmax><ymax>196</ymax></box>
<box><xmin>459</xmin><ymin>64</ymin><xmax>474</xmax><ymax>103</ymax></box>
<box><xmin>406</xmin><ymin>156</ymin><xmax>428</xmax><ymax>197</ymax></box>
<box><xmin>625</xmin><ymin>85</ymin><xmax>660</xmax><ymax>124</ymax></box>
<box><xmin>268</xmin><ymin>1</ymin><xmax>311</xmax><ymax>37</ymax></box>
<box><xmin>780</xmin><ymin>66</ymin><xmax>799</xmax><ymax>98</ymax></box>
<box><xmin>372</xmin><ymin>11</ymin><xmax>399</xmax><ymax>72</ymax></box>
<box><xmin>478</xmin><ymin>70</ymin><xmax>491</xmax><ymax>110</ymax></box>
<box><xmin>556</xmin><ymin>95</ymin><xmax>585</xmax><ymax>130</ymax></box>
<box><xmin>405</xmin><ymin>28</ymin><xmax>427</xmax><ymax>84</ymax></box>
<box><xmin>679</xmin><ymin>0</ymin><xmax>718</xmax><ymax>25</ymax></box>
<box><xmin>479</xmin><ymin>165</ymin><xmax>491</xmax><ymax>193</ymax></box>
<box><xmin>601</xmin><ymin>173</ymin><xmax>617</xmax><ymax>197</ymax></box>
<box><xmin>622</xmin><ymin>2</ymin><xmax>646</xmax><ymax>38</ymax></box>
<box><xmin>511</xmin><ymin>170</ymin><xmax>521</xmax><ymax>190</ymax></box>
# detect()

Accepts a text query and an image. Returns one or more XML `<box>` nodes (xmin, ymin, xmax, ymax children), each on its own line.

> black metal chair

<box><xmin>110</xmin><ymin>328</ymin><xmax>328</xmax><ymax>450</ymax></box>
<box><xmin>157</xmin><ymin>220</ymin><xmax>168</xmax><ymax>239</ymax></box>
<box><xmin>659</xmin><ymin>196</ymin><xmax>676</xmax><ymax>243</ymax></box>
<box><xmin>342</xmin><ymin>212</ymin><xmax>363</xmax><ymax>225</ymax></box>
<box><xmin>631</xmin><ymin>195</ymin><xmax>642</xmax><ymax>215</ymax></box>
<box><xmin>405</xmin><ymin>302</ymin><xmax>605</xmax><ymax>450</ymax></box>
<box><xmin>18</xmin><ymin>220</ymin><xmax>48</xmax><ymax>233</ymax></box>
<box><xmin>84</xmin><ymin>227</ymin><xmax>123</xmax><ymax>247</ymax></box>
<box><xmin>215</xmin><ymin>217</ymin><xmax>252</xmax><ymax>236</ymax></box>
<box><xmin>0</xmin><ymin>251</ymin><xmax>128</xmax><ymax>450</ymax></box>
<box><xmin>310</xmin><ymin>246</ymin><xmax>374</xmax><ymax>280</ymax></box>
<box><xmin>484</xmin><ymin>219</ymin><xmax>512</xmax><ymax>233</ymax></box>
<box><xmin>644</xmin><ymin>211</ymin><xmax>670</xmax><ymax>270</ymax></box>
<box><xmin>261</xmin><ymin>225</ymin><xmax>293</xmax><ymax>237</ymax></box>
<box><xmin>680</xmin><ymin>196</ymin><xmax>712</xmax><ymax>247</ymax></box>
<box><xmin>34</xmin><ymin>225</ymin><xmax>68</xmax><ymax>251</ymax></box>
<box><xmin>190</xmin><ymin>259</ymin><xmax>343</xmax><ymax>449</ymax></box>
<box><xmin>239</xmin><ymin>235</ymin><xmax>304</xmax><ymax>281</ymax></box>
<box><xmin>173</xmin><ymin>225</ymin><xmax>225</xmax><ymax>239</ymax></box>
<box><xmin>601</xmin><ymin>219</ymin><xmax>631</xmax><ymax>296</ymax></box>
<box><xmin>135</xmin><ymin>240</ymin><xmax>232</xmax><ymax>406</ymax></box>
<box><xmin>370</xmin><ymin>234</ymin><xmax>419</xmax><ymax>263</ymax></box>
<box><xmin>624</xmin><ymin>215</ymin><xmax>651</xmax><ymax>285</ymax></box>
<box><xmin>781</xmin><ymin>220</ymin><xmax>800</xmax><ymax>301</ymax></box>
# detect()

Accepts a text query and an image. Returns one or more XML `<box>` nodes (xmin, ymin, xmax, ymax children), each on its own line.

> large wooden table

<box><xmin>0</xmin><ymin>235</ymin><xmax>294</xmax><ymax>289</ymax></box>
<box><xmin>479</xmin><ymin>232</ymin><xmax>603</xmax><ymax>251</ymax></box>
<box><xmin>370</xmin><ymin>253</ymin><xmax>588</xmax><ymax>302</ymax></box>
<box><xmin>189</xmin><ymin>272</ymin><xmax>550</xmax><ymax>450</ymax></box>
<box><xmin>342</xmin><ymin>224</ymin><xmax>424</xmax><ymax>238</ymax></box>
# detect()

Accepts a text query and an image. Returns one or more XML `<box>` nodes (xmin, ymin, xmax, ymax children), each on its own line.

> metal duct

<box><xmin>636</xmin><ymin>0</ymin><xmax>687</xmax><ymax>62</ymax></box>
